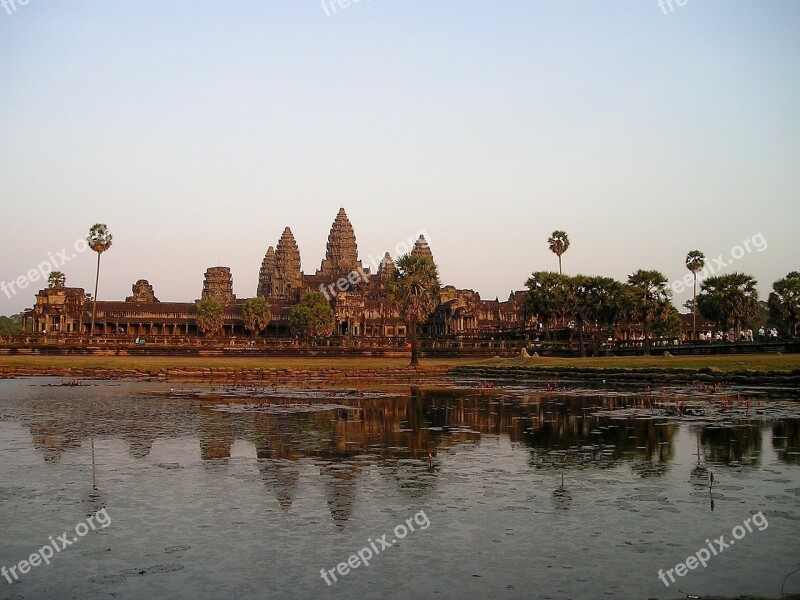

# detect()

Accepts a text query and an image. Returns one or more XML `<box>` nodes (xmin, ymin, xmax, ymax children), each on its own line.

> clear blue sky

<box><xmin>1</xmin><ymin>1</ymin><xmax>798</xmax><ymax>314</ymax></box>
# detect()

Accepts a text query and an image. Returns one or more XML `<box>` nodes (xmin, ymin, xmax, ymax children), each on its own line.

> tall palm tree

<box><xmin>685</xmin><ymin>250</ymin><xmax>705</xmax><ymax>340</ymax></box>
<box><xmin>548</xmin><ymin>230</ymin><xmax>570</xmax><ymax>275</ymax></box>
<box><xmin>385</xmin><ymin>253</ymin><xmax>441</xmax><ymax>366</ymax></box>
<box><xmin>87</xmin><ymin>224</ymin><xmax>113</xmax><ymax>336</ymax></box>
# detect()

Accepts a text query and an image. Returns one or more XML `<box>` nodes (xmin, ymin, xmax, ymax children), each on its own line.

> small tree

<box><xmin>289</xmin><ymin>291</ymin><xmax>334</xmax><ymax>339</ymax></box>
<box><xmin>625</xmin><ymin>269</ymin><xmax>674</xmax><ymax>355</ymax></box>
<box><xmin>768</xmin><ymin>272</ymin><xmax>800</xmax><ymax>337</ymax></box>
<box><xmin>525</xmin><ymin>271</ymin><xmax>570</xmax><ymax>341</ymax></box>
<box><xmin>48</xmin><ymin>271</ymin><xmax>66</xmax><ymax>288</ymax></box>
<box><xmin>696</xmin><ymin>273</ymin><xmax>759</xmax><ymax>339</ymax></box>
<box><xmin>385</xmin><ymin>253</ymin><xmax>441</xmax><ymax>366</ymax></box>
<box><xmin>685</xmin><ymin>250</ymin><xmax>705</xmax><ymax>340</ymax></box>
<box><xmin>241</xmin><ymin>297</ymin><xmax>272</xmax><ymax>337</ymax></box>
<box><xmin>195</xmin><ymin>299</ymin><xmax>224</xmax><ymax>336</ymax></box>
<box><xmin>548</xmin><ymin>230</ymin><xmax>570</xmax><ymax>275</ymax></box>
<box><xmin>650</xmin><ymin>305</ymin><xmax>684</xmax><ymax>340</ymax></box>
<box><xmin>87</xmin><ymin>223</ymin><xmax>113</xmax><ymax>335</ymax></box>
<box><xmin>571</xmin><ymin>275</ymin><xmax>625</xmax><ymax>356</ymax></box>
<box><xmin>0</xmin><ymin>314</ymin><xmax>22</xmax><ymax>336</ymax></box>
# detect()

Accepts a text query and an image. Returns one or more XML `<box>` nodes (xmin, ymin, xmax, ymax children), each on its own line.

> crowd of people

<box><xmin>696</xmin><ymin>327</ymin><xmax>780</xmax><ymax>343</ymax></box>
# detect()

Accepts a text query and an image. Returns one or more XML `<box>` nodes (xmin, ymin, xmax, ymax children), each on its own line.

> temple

<box><xmin>24</xmin><ymin>208</ymin><xmax>533</xmax><ymax>339</ymax></box>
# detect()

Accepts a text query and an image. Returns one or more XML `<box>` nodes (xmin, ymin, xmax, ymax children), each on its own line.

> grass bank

<box><xmin>0</xmin><ymin>353</ymin><xmax>798</xmax><ymax>373</ymax></box>
<box><xmin>474</xmin><ymin>354</ymin><xmax>800</xmax><ymax>373</ymax></box>
<box><xmin>0</xmin><ymin>355</ymin><xmax>473</xmax><ymax>371</ymax></box>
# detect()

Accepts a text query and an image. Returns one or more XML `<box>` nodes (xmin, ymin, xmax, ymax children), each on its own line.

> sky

<box><xmin>1</xmin><ymin>0</ymin><xmax>798</xmax><ymax>315</ymax></box>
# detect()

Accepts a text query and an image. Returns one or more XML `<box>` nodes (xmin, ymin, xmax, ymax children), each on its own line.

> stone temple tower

<box><xmin>126</xmin><ymin>279</ymin><xmax>159</xmax><ymax>303</ymax></box>
<box><xmin>411</xmin><ymin>234</ymin><xmax>434</xmax><ymax>261</ymax></box>
<box><xmin>201</xmin><ymin>267</ymin><xmax>236</xmax><ymax>305</ymax></box>
<box><xmin>377</xmin><ymin>252</ymin><xmax>396</xmax><ymax>281</ymax></box>
<box><xmin>257</xmin><ymin>246</ymin><xmax>275</xmax><ymax>298</ymax></box>
<box><xmin>273</xmin><ymin>227</ymin><xmax>303</xmax><ymax>299</ymax></box>
<box><xmin>316</xmin><ymin>208</ymin><xmax>362</xmax><ymax>277</ymax></box>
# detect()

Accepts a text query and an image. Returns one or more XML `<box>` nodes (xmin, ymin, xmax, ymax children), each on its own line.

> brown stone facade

<box><xmin>23</xmin><ymin>208</ymin><xmax>534</xmax><ymax>339</ymax></box>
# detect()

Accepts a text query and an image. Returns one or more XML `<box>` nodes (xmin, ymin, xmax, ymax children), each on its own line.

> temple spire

<box><xmin>274</xmin><ymin>227</ymin><xmax>302</xmax><ymax>299</ymax></box>
<box><xmin>257</xmin><ymin>246</ymin><xmax>275</xmax><ymax>297</ymax></box>
<box><xmin>377</xmin><ymin>252</ymin><xmax>396</xmax><ymax>280</ymax></box>
<box><xmin>317</xmin><ymin>208</ymin><xmax>362</xmax><ymax>277</ymax></box>
<box><xmin>411</xmin><ymin>234</ymin><xmax>433</xmax><ymax>261</ymax></box>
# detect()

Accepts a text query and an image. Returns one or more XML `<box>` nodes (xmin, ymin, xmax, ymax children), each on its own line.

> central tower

<box><xmin>316</xmin><ymin>208</ymin><xmax>362</xmax><ymax>277</ymax></box>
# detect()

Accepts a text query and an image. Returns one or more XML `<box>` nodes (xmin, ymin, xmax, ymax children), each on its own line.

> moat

<box><xmin>0</xmin><ymin>378</ymin><xmax>799</xmax><ymax>599</ymax></box>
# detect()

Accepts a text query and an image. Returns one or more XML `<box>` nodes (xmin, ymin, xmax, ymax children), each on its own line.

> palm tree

<box><xmin>685</xmin><ymin>250</ymin><xmax>705</xmax><ymax>340</ymax></box>
<box><xmin>548</xmin><ymin>230</ymin><xmax>570</xmax><ymax>275</ymax></box>
<box><xmin>47</xmin><ymin>271</ymin><xmax>66</xmax><ymax>288</ymax></box>
<box><xmin>524</xmin><ymin>271</ymin><xmax>570</xmax><ymax>341</ymax></box>
<box><xmin>625</xmin><ymin>269</ymin><xmax>673</xmax><ymax>355</ymax></box>
<box><xmin>241</xmin><ymin>297</ymin><xmax>272</xmax><ymax>336</ymax></box>
<box><xmin>87</xmin><ymin>224</ymin><xmax>113</xmax><ymax>335</ymax></box>
<box><xmin>194</xmin><ymin>299</ymin><xmax>224</xmax><ymax>336</ymax></box>
<box><xmin>385</xmin><ymin>253</ymin><xmax>441</xmax><ymax>366</ymax></box>
<box><xmin>768</xmin><ymin>272</ymin><xmax>800</xmax><ymax>337</ymax></box>
<box><xmin>572</xmin><ymin>275</ymin><xmax>625</xmax><ymax>356</ymax></box>
<box><xmin>697</xmin><ymin>273</ymin><xmax>759</xmax><ymax>339</ymax></box>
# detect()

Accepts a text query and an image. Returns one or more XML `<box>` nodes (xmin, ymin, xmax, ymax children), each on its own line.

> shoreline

<box><xmin>0</xmin><ymin>357</ymin><xmax>799</xmax><ymax>387</ymax></box>
<box><xmin>0</xmin><ymin>364</ymin><xmax>451</xmax><ymax>383</ymax></box>
<box><xmin>452</xmin><ymin>365</ymin><xmax>800</xmax><ymax>387</ymax></box>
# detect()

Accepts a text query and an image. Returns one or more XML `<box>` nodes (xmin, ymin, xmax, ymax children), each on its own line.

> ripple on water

<box><xmin>120</xmin><ymin>563</ymin><xmax>186</xmax><ymax>577</ymax></box>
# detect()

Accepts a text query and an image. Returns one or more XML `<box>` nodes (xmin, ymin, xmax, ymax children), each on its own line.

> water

<box><xmin>0</xmin><ymin>378</ymin><xmax>798</xmax><ymax>599</ymax></box>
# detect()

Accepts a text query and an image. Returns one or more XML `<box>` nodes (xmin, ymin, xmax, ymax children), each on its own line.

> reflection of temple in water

<box><xmin>13</xmin><ymin>385</ymin><xmax>798</xmax><ymax>521</ymax></box>
<box><xmin>772</xmin><ymin>418</ymin><xmax>800</xmax><ymax>464</ymax></box>
<box><xmin>30</xmin><ymin>419</ymin><xmax>83</xmax><ymax>463</ymax></box>
<box><xmin>701</xmin><ymin>423</ymin><xmax>762</xmax><ymax>467</ymax></box>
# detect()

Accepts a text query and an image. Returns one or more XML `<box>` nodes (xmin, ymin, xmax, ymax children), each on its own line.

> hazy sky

<box><xmin>1</xmin><ymin>1</ymin><xmax>798</xmax><ymax>315</ymax></box>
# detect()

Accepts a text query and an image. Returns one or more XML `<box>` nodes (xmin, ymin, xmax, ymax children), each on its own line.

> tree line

<box><xmin>6</xmin><ymin>225</ymin><xmax>798</xmax><ymax>368</ymax></box>
<box><xmin>528</xmin><ymin>233</ymin><xmax>799</xmax><ymax>355</ymax></box>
